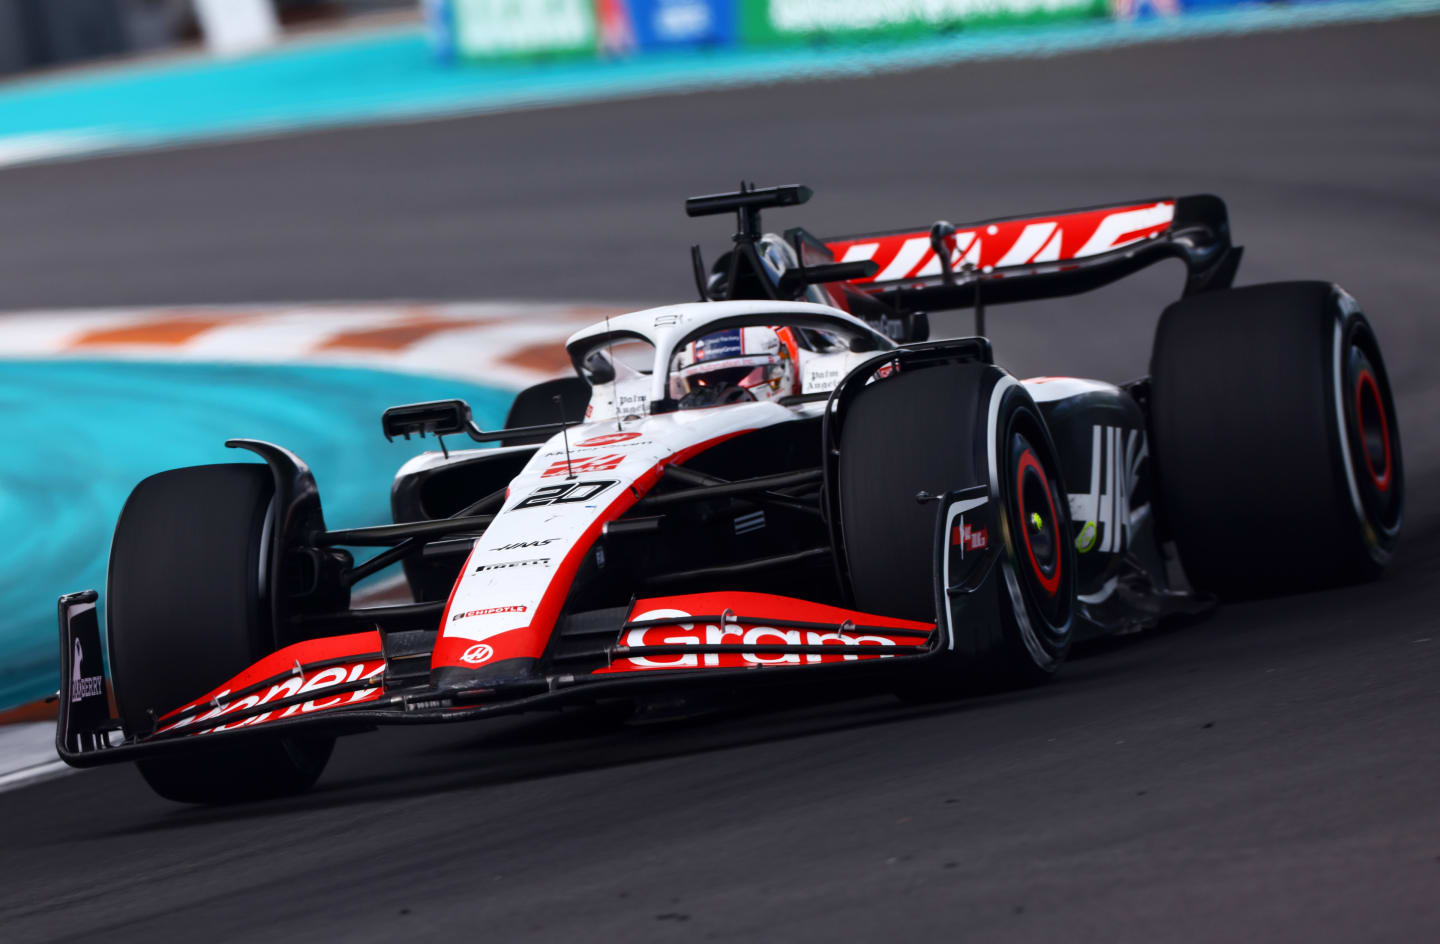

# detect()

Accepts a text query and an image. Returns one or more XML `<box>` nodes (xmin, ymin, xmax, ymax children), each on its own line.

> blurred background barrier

<box><xmin>431</xmin><ymin>0</ymin><xmax>1395</xmax><ymax>60</ymax></box>
<box><xmin>0</xmin><ymin>0</ymin><xmax>1413</xmax><ymax>78</ymax></box>
<box><xmin>192</xmin><ymin>0</ymin><xmax>281</xmax><ymax>57</ymax></box>
<box><xmin>431</xmin><ymin>0</ymin><xmax>1114</xmax><ymax>60</ymax></box>
<box><xmin>0</xmin><ymin>0</ymin><xmax>412</xmax><ymax>77</ymax></box>
<box><xmin>1</xmin><ymin>0</ymin><xmax>1432</xmax><ymax>172</ymax></box>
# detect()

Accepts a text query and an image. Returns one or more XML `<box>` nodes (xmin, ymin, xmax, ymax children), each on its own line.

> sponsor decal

<box><xmin>576</xmin><ymin>431</ymin><xmax>642</xmax><ymax>447</ymax></box>
<box><xmin>682</xmin><ymin>354</ymin><xmax>755</xmax><ymax>375</ymax></box>
<box><xmin>460</xmin><ymin>643</ymin><xmax>494</xmax><ymax>665</ymax></box>
<box><xmin>951</xmin><ymin>521</ymin><xmax>988</xmax><ymax>552</ymax></box>
<box><xmin>70</xmin><ymin>638</ymin><xmax>103</xmax><ymax>702</ymax></box>
<box><xmin>163</xmin><ymin>660</ymin><xmax>387</xmax><ymax>735</ymax></box>
<box><xmin>616</xmin><ymin>391</ymin><xmax>650</xmax><ymax>416</ymax></box>
<box><xmin>621</xmin><ymin>608</ymin><xmax>899</xmax><ymax>668</ymax></box>
<box><xmin>803</xmin><ymin>365</ymin><xmax>843</xmax><ymax>392</ymax></box>
<box><xmin>494</xmin><ymin>539</ymin><xmax>557</xmax><ymax>551</ymax></box>
<box><xmin>942</xmin><ymin>497</ymin><xmax>993</xmax><ymax>619</ymax></box>
<box><xmin>515</xmin><ymin>479</ymin><xmax>617</xmax><ymax>508</ymax></box>
<box><xmin>694</xmin><ymin>328</ymin><xmax>743</xmax><ymax>362</ymax></box>
<box><xmin>451</xmin><ymin>605</ymin><xmax>528</xmax><ymax>621</ymax></box>
<box><xmin>541</xmin><ymin>454</ymin><xmax>625</xmax><ymax>477</ymax></box>
<box><xmin>1068</xmin><ymin>425</ymin><xmax>1146</xmax><ymax>555</ymax></box>
<box><xmin>474</xmin><ymin>557</ymin><xmax>550</xmax><ymax>573</ymax></box>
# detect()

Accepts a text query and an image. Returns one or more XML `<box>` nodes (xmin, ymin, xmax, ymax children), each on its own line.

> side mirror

<box><xmin>382</xmin><ymin>399</ymin><xmax>473</xmax><ymax>441</ymax></box>
<box><xmin>581</xmin><ymin>349</ymin><xmax>616</xmax><ymax>385</ymax></box>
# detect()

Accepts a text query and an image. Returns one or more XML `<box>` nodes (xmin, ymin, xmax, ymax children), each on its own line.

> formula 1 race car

<box><xmin>57</xmin><ymin>184</ymin><xmax>1403</xmax><ymax>803</ymax></box>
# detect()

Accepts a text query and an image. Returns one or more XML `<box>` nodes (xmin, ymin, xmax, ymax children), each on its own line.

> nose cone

<box><xmin>431</xmin><ymin>656</ymin><xmax>544</xmax><ymax>697</ymax></box>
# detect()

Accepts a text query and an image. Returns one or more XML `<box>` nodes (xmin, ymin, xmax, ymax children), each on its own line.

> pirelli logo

<box><xmin>473</xmin><ymin>557</ymin><xmax>550</xmax><ymax>573</ymax></box>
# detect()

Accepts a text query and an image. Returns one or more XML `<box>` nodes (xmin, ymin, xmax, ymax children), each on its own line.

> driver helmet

<box><xmin>672</xmin><ymin>326</ymin><xmax>798</xmax><ymax>408</ymax></box>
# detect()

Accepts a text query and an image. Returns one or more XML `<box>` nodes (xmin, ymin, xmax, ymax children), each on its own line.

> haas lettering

<box><xmin>1069</xmin><ymin>425</ymin><xmax>1147</xmax><ymax>554</ymax></box>
<box><xmin>494</xmin><ymin>539</ymin><xmax>556</xmax><ymax>551</ymax></box>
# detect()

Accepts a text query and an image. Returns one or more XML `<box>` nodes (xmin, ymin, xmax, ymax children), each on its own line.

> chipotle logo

<box><xmin>451</xmin><ymin>605</ymin><xmax>528</xmax><ymax>621</ymax></box>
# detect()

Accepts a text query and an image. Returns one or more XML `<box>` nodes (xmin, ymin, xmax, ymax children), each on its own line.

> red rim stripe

<box><xmin>1354</xmin><ymin>369</ymin><xmax>1392</xmax><ymax>492</ymax></box>
<box><xmin>1015</xmin><ymin>449</ymin><xmax>1062</xmax><ymax>596</ymax></box>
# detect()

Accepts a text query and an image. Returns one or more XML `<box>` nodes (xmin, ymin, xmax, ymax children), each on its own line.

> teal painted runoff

<box><xmin>0</xmin><ymin>360</ymin><xmax>510</xmax><ymax>710</ymax></box>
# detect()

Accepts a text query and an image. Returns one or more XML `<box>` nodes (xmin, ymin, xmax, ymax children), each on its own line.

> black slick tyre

<box><xmin>1149</xmin><ymin>281</ymin><xmax>1402</xmax><ymax>598</ymax></box>
<box><xmin>107</xmin><ymin>463</ymin><xmax>333</xmax><ymax>803</ymax></box>
<box><xmin>836</xmin><ymin>362</ymin><xmax>1075</xmax><ymax>694</ymax></box>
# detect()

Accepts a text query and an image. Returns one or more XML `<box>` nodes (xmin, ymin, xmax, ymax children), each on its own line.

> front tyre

<box><xmin>836</xmin><ymin>362</ymin><xmax>1075</xmax><ymax>694</ymax></box>
<box><xmin>998</xmin><ymin>414</ymin><xmax>1075</xmax><ymax>680</ymax></box>
<box><xmin>108</xmin><ymin>463</ymin><xmax>334</xmax><ymax>803</ymax></box>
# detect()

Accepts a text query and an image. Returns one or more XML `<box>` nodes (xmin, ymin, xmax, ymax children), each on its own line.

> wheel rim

<box><xmin>1353</xmin><ymin>368</ymin><xmax>1392</xmax><ymax>492</ymax></box>
<box><xmin>1342</xmin><ymin>329</ymin><xmax>1402</xmax><ymax>537</ymax></box>
<box><xmin>1015</xmin><ymin>448</ymin><xmax>1062</xmax><ymax>597</ymax></box>
<box><xmin>1003</xmin><ymin>421</ymin><xmax>1073</xmax><ymax>645</ymax></box>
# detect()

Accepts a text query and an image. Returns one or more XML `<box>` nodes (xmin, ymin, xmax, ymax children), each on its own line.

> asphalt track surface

<box><xmin>3</xmin><ymin>17</ymin><xmax>1440</xmax><ymax>943</ymax></box>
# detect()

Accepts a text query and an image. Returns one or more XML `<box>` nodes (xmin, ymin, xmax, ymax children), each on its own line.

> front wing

<box><xmin>57</xmin><ymin>487</ymin><xmax>999</xmax><ymax>767</ymax></box>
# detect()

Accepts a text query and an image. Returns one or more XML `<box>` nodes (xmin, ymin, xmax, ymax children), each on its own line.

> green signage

<box><xmin>453</xmin><ymin>0</ymin><xmax>599</xmax><ymax>59</ymax></box>
<box><xmin>740</xmin><ymin>0</ymin><xmax>1107</xmax><ymax>44</ymax></box>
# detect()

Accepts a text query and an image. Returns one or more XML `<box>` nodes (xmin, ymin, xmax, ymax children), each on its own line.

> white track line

<box><xmin>0</xmin><ymin>723</ymin><xmax>71</xmax><ymax>793</ymax></box>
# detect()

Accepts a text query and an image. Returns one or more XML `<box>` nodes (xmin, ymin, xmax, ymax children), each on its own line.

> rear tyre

<box><xmin>837</xmin><ymin>363</ymin><xmax>1075</xmax><ymax>694</ymax></box>
<box><xmin>1149</xmin><ymin>281</ymin><xmax>1402</xmax><ymax>599</ymax></box>
<box><xmin>108</xmin><ymin>464</ymin><xmax>334</xmax><ymax>803</ymax></box>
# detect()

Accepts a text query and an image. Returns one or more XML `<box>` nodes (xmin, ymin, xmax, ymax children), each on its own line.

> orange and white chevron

<box><xmin>0</xmin><ymin>301</ymin><xmax>629</xmax><ymax>388</ymax></box>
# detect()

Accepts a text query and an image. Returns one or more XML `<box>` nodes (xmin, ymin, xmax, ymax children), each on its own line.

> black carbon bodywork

<box><xmin>1035</xmin><ymin>381</ymin><xmax>1210</xmax><ymax>636</ymax></box>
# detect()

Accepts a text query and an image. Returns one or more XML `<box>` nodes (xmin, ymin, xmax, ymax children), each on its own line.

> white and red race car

<box><xmin>57</xmin><ymin>185</ymin><xmax>1403</xmax><ymax>803</ymax></box>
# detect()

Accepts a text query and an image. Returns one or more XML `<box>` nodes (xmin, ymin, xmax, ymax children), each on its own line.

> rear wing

<box><xmin>819</xmin><ymin>194</ymin><xmax>1242</xmax><ymax>324</ymax></box>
